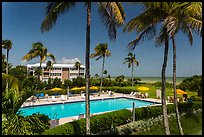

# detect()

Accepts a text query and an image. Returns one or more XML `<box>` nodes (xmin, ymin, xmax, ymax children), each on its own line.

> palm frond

<box><xmin>2</xmin><ymin>73</ymin><xmax>20</xmax><ymax>93</ymax></box>
<box><xmin>47</xmin><ymin>53</ymin><xmax>56</xmax><ymax>62</ymax></box>
<box><xmin>155</xmin><ymin>24</ymin><xmax>168</xmax><ymax>47</ymax></box>
<box><xmin>98</xmin><ymin>3</ymin><xmax>117</xmax><ymax>40</ymax></box>
<box><xmin>128</xmin><ymin>25</ymin><xmax>156</xmax><ymax>50</ymax></box>
<box><xmin>164</xmin><ymin>16</ymin><xmax>179</xmax><ymax>38</ymax></box>
<box><xmin>180</xmin><ymin>23</ymin><xmax>193</xmax><ymax>45</ymax></box>
<box><xmin>41</xmin><ymin>2</ymin><xmax>75</xmax><ymax>33</ymax></box>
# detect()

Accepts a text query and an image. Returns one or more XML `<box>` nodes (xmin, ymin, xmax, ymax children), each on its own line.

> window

<box><xmin>51</xmin><ymin>73</ymin><xmax>61</xmax><ymax>76</ymax></box>
<box><xmin>53</xmin><ymin>68</ymin><xmax>61</xmax><ymax>70</ymax></box>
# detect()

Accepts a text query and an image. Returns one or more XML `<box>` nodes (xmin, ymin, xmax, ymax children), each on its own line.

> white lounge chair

<box><xmin>145</xmin><ymin>93</ymin><xmax>149</xmax><ymax>98</ymax></box>
<box><xmin>129</xmin><ymin>92</ymin><xmax>134</xmax><ymax>96</ymax></box>
<box><xmin>81</xmin><ymin>93</ymin><xmax>85</xmax><ymax>99</ymax></box>
<box><xmin>52</xmin><ymin>96</ymin><xmax>56</xmax><ymax>102</ymax></box>
<box><xmin>61</xmin><ymin>95</ymin><xmax>66</xmax><ymax>101</ymax></box>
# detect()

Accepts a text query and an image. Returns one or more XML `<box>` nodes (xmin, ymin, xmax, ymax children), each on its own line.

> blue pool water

<box><xmin>18</xmin><ymin>98</ymin><xmax>155</xmax><ymax>120</ymax></box>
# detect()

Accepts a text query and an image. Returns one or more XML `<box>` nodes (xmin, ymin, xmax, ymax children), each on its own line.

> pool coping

<box><xmin>20</xmin><ymin>96</ymin><xmax>161</xmax><ymax>108</ymax></box>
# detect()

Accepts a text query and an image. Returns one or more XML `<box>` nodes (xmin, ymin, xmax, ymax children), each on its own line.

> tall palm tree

<box><xmin>40</xmin><ymin>2</ymin><xmax>125</xmax><ymax>134</ymax></box>
<box><xmin>22</xmin><ymin>42</ymin><xmax>56</xmax><ymax>82</ymax></box>
<box><xmin>161</xmin><ymin>2</ymin><xmax>202</xmax><ymax>135</ymax></box>
<box><xmin>123</xmin><ymin>2</ymin><xmax>202</xmax><ymax>135</ymax></box>
<box><xmin>74</xmin><ymin>61</ymin><xmax>82</xmax><ymax>77</ymax></box>
<box><xmin>2</xmin><ymin>40</ymin><xmax>13</xmax><ymax>93</ymax></box>
<box><xmin>123</xmin><ymin>52</ymin><xmax>139</xmax><ymax>87</ymax></box>
<box><xmin>90</xmin><ymin>43</ymin><xmax>111</xmax><ymax>96</ymax></box>
<box><xmin>123</xmin><ymin>2</ymin><xmax>171</xmax><ymax>135</ymax></box>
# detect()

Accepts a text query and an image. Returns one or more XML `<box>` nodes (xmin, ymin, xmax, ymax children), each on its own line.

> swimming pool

<box><xmin>18</xmin><ymin>97</ymin><xmax>155</xmax><ymax>120</ymax></box>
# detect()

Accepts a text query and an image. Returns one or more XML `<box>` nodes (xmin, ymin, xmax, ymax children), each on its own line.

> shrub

<box><xmin>43</xmin><ymin>101</ymin><xmax>202</xmax><ymax>135</ymax></box>
<box><xmin>44</xmin><ymin>109</ymin><xmax>132</xmax><ymax>135</ymax></box>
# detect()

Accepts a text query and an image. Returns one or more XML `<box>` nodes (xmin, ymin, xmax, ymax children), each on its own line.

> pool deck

<box><xmin>21</xmin><ymin>93</ymin><xmax>169</xmax><ymax>126</ymax></box>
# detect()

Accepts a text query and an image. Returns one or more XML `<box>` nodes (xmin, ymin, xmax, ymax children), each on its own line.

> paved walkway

<box><xmin>21</xmin><ymin>93</ymin><xmax>168</xmax><ymax>126</ymax></box>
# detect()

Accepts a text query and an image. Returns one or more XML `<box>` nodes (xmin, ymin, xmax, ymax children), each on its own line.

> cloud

<box><xmin>57</xmin><ymin>57</ymin><xmax>81</xmax><ymax>64</ymax></box>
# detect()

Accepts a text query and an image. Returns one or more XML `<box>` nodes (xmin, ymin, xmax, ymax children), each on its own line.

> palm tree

<box><xmin>103</xmin><ymin>70</ymin><xmax>108</xmax><ymax>77</ymax></box>
<box><xmin>90</xmin><ymin>43</ymin><xmax>111</xmax><ymax>96</ymax></box>
<box><xmin>123</xmin><ymin>2</ymin><xmax>202</xmax><ymax>135</ymax></box>
<box><xmin>41</xmin><ymin>2</ymin><xmax>125</xmax><ymax>134</ymax></box>
<box><xmin>161</xmin><ymin>2</ymin><xmax>202</xmax><ymax>135</ymax></box>
<box><xmin>123</xmin><ymin>52</ymin><xmax>139</xmax><ymax>87</ymax></box>
<box><xmin>74</xmin><ymin>61</ymin><xmax>82</xmax><ymax>77</ymax></box>
<box><xmin>46</xmin><ymin>60</ymin><xmax>54</xmax><ymax>79</ymax></box>
<box><xmin>22</xmin><ymin>42</ymin><xmax>55</xmax><ymax>82</ymax></box>
<box><xmin>123</xmin><ymin>2</ymin><xmax>171</xmax><ymax>135</ymax></box>
<box><xmin>2</xmin><ymin>40</ymin><xmax>13</xmax><ymax>93</ymax></box>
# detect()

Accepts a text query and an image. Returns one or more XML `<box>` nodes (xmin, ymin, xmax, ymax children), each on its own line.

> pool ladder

<box><xmin>49</xmin><ymin>113</ymin><xmax>58</xmax><ymax>120</ymax></box>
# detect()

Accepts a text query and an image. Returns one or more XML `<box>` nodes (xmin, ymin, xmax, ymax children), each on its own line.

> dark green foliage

<box><xmin>178</xmin><ymin>75</ymin><xmax>202</xmax><ymax>96</ymax></box>
<box><xmin>25</xmin><ymin>113</ymin><xmax>50</xmax><ymax>135</ymax></box>
<box><xmin>44</xmin><ymin>109</ymin><xmax>132</xmax><ymax>135</ymax></box>
<box><xmin>43</xmin><ymin>101</ymin><xmax>201</xmax><ymax>135</ymax></box>
<box><xmin>52</xmin><ymin>77</ymin><xmax>62</xmax><ymax>88</ymax></box>
<box><xmin>9</xmin><ymin>65</ymin><xmax>27</xmax><ymax>82</ymax></box>
<box><xmin>72</xmin><ymin>77</ymin><xmax>85</xmax><ymax>87</ymax></box>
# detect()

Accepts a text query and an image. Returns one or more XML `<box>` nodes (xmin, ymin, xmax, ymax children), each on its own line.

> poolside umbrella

<box><xmin>137</xmin><ymin>86</ymin><xmax>149</xmax><ymax>91</ymax></box>
<box><xmin>51</xmin><ymin>87</ymin><xmax>62</xmax><ymax>91</ymax></box>
<box><xmin>176</xmin><ymin>89</ymin><xmax>187</xmax><ymax>95</ymax></box>
<box><xmin>90</xmin><ymin>86</ymin><xmax>99</xmax><ymax>90</ymax></box>
<box><xmin>71</xmin><ymin>87</ymin><xmax>82</xmax><ymax>91</ymax></box>
<box><xmin>80</xmin><ymin>86</ymin><xmax>86</xmax><ymax>90</ymax></box>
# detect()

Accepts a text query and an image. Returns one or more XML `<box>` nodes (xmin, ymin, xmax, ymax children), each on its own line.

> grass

<box><xmin>132</xmin><ymin>110</ymin><xmax>202</xmax><ymax>135</ymax></box>
<box><xmin>117</xmin><ymin>83</ymin><xmax>197</xmax><ymax>99</ymax></box>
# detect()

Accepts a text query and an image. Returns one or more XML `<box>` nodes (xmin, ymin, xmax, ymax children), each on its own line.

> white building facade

<box><xmin>27</xmin><ymin>63</ymin><xmax>85</xmax><ymax>83</ymax></box>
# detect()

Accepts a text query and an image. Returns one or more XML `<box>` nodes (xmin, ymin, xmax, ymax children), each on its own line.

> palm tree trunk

<box><xmin>172</xmin><ymin>37</ymin><xmax>184</xmax><ymax>135</ymax></box>
<box><xmin>161</xmin><ymin>37</ymin><xmax>170</xmax><ymax>135</ymax></box>
<box><xmin>6</xmin><ymin>49</ymin><xmax>9</xmax><ymax>93</ymax></box>
<box><xmin>85</xmin><ymin>2</ymin><xmax>91</xmax><ymax>135</ymax></box>
<box><xmin>78</xmin><ymin>67</ymin><xmax>80</xmax><ymax>77</ymax></box>
<box><xmin>131</xmin><ymin>62</ymin><xmax>134</xmax><ymax>87</ymax></box>
<box><xmin>99</xmin><ymin>56</ymin><xmax>105</xmax><ymax>96</ymax></box>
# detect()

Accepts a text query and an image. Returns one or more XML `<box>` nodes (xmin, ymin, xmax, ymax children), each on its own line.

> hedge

<box><xmin>102</xmin><ymin>87</ymin><xmax>139</xmax><ymax>94</ymax></box>
<box><xmin>43</xmin><ymin>109</ymin><xmax>132</xmax><ymax>135</ymax></box>
<box><xmin>43</xmin><ymin>101</ymin><xmax>202</xmax><ymax>135</ymax></box>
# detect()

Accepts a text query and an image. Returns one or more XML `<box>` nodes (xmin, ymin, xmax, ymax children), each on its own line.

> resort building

<box><xmin>27</xmin><ymin>63</ymin><xmax>85</xmax><ymax>83</ymax></box>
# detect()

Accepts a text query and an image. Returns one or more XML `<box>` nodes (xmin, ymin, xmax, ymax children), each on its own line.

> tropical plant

<box><xmin>123</xmin><ymin>52</ymin><xmax>139</xmax><ymax>87</ymax></box>
<box><xmin>2</xmin><ymin>54</ymin><xmax>7</xmax><ymax>73</ymax></box>
<box><xmin>94</xmin><ymin>73</ymin><xmax>99</xmax><ymax>78</ymax></box>
<box><xmin>9</xmin><ymin>65</ymin><xmax>28</xmax><ymax>83</ymax></box>
<box><xmin>123</xmin><ymin>2</ymin><xmax>171</xmax><ymax>135</ymax></box>
<box><xmin>46</xmin><ymin>60</ymin><xmax>54</xmax><ymax>79</ymax></box>
<box><xmin>22</xmin><ymin>42</ymin><xmax>55</xmax><ymax>81</ymax></box>
<box><xmin>152</xmin><ymin>2</ymin><xmax>202</xmax><ymax>135</ymax></box>
<box><xmin>41</xmin><ymin>2</ymin><xmax>125</xmax><ymax>134</ymax></box>
<box><xmin>2</xmin><ymin>40</ymin><xmax>13</xmax><ymax>92</ymax></box>
<box><xmin>103</xmin><ymin>70</ymin><xmax>108</xmax><ymax>77</ymax></box>
<box><xmin>123</xmin><ymin>2</ymin><xmax>202</xmax><ymax>135</ymax></box>
<box><xmin>74</xmin><ymin>61</ymin><xmax>82</xmax><ymax>77</ymax></box>
<box><xmin>90</xmin><ymin>43</ymin><xmax>111</xmax><ymax>96</ymax></box>
<box><xmin>115</xmin><ymin>75</ymin><xmax>125</xmax><ymax>87</ymax></box>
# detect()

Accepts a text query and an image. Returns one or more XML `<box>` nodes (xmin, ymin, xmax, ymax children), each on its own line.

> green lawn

<box><xmin>122</xmin><ymin>83</ymin><xmax>197</xmax><ymax>99</ymax></box>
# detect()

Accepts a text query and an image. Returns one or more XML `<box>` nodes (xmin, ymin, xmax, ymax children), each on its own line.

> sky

<box><xmin>2</xmin><ymin>2</ymin><xmax>202</xmax><ymax>77</ymax></box>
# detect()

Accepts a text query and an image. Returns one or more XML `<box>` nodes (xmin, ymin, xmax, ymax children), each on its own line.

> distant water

<box><xmin>139</xmin><ymin>77</ymin><xmax>188</xmax><ymax>84</ymax></box>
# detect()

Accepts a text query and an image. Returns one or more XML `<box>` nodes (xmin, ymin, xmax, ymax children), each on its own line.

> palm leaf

<box><xmin>41</xmin><ymin>2</ymin><xmax>75</xmax><ymax>33</ymax></box>
<box><xmin>128</xmin><ymin>25</ymin><xmax>156</xmax><ymax>50</ymax></box>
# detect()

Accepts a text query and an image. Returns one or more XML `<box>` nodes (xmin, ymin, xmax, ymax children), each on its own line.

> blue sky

<box><xmin>2</xmin><ymin>2</ymin><xmax>202</xmax><ymax>77</ymax></box>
